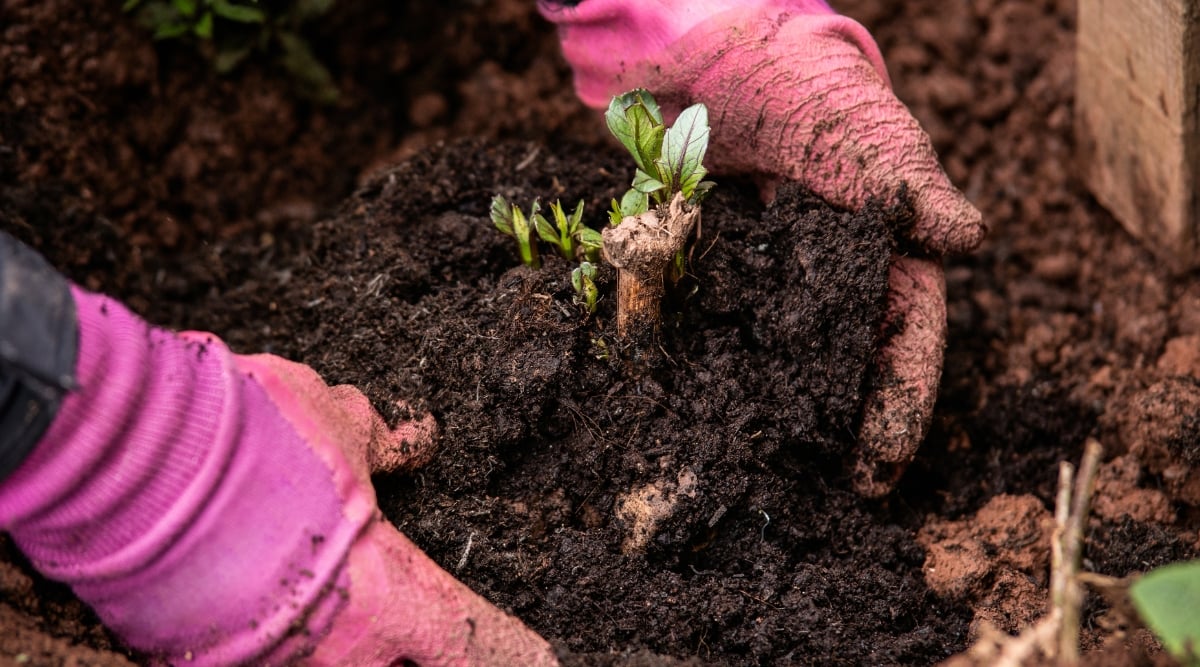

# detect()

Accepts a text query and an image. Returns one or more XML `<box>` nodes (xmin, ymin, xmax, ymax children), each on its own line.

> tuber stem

<box><xmin>602</xmin><ymin>193</ymin><xmax>701</xmax><ymax>348</ymax></box>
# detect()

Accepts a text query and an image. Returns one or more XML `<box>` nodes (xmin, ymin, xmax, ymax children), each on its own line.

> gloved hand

<box><xmin>0</xmin><ymin>284</ymin><xmax>557</xmax><ymax>665</ymax></box>
<box><xmin>539</xmin><ymin>0</ymin><xmax>986</xmax><ymax>495</ymax></box>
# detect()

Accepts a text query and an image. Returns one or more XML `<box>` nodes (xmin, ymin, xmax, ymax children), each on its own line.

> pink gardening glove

<box><xmin>540</xmin><ymin>0</ymin><xmax>986</xmax><ymax>495</ymax></box>
<box><xmin>0</xmin><ymin>287</ymin><xmax>557</xmax><ymax>666</ymax></box>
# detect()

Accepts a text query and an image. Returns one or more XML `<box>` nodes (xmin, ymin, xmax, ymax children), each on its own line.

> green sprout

<box><xmin>484</xmin><ymin>89</ymin><xmax>713</xmax><ymax>347</ymax></box>
<box><xmin>578</xmin><ymin>227</ymin><xmax>603</xmax><ymax>263</ymax></box>
<box><xmin>605</xmin><ymin>89</ymin><xmax>715</xmax><ymax>224</ymax></box>
<box><xmin>490</xmin><ymin>195</ymin><xmax>541</xmax><ymax>269</ymax></box>
<box><xmin>487</xmin><ymin>195</ymin><xmax>604</xmax><ymax>317</ymax></box>
<box><xmin>533</xmin><ymin>199</ymin><xmax>602</xmax><ymax>262</ymax></box>
<box><xmin>571</xmin><ymin>261</ymin><xmax>599</xmax><ymax>313</ymax></box>
<box><xmin>601</xmin><ymin>89</ymin><xmax>713</xmax><ymax>345</ymax></box>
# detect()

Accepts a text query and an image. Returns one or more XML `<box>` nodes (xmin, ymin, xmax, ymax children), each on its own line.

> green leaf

<box><xmin>171</xmin><ymin>0</ymin><xmax>197</xmax><ymax>17</ymax></box>
<box><xmin>571</xmin><ymin>264</ymin><xmax>586</xmax><ymax>293</ymax></box>
<box><xmin>680</xmin><ymin>164</ymin><xmax>708</xmax><ymax>200</ymax></box>
<box><xmin>490</xmin><ymin>195</ymin><xmax>515</xmax><ymax>236</ymax></box>
<box><xmin>192</xmin><ymin>10</ymin><xmax>214</xmax><ymax>38</ymax></box>
<box><xmin>605</xmin><ymin>91</ymin><xmax>665</xmax><ymax>175</ymax></box>
<box><xmin>619</xmin><ymin>188</ymin><xmax>649</xmax><ymax>219</ymax></box>
<box><xmin>291</xmin><ymin>0</ymin><xmax>336</xmax><ymax>21</ymax></box>
<box><xmin>510</xmin><ymin>202</ymin><xmax>540</xmax><ymax>269</ymax></box>
<box><xmin>548</xmin><ymin>201</ymin><xmax>576</xmax><ymax>258</ymax></box>
<box><xmin>276</xmin><ymin>31</ymin><xmax>339</xmax><ymax>104</ymax></box>
<box><xmin>210</xmin><ymin>0</ymin><xmax>266</xmax><ymax>23</ymax></box>
<box><xmin>514</xmin><ymin>200</ymin><xmax>538</xmax><ymax>242</ymax></box>
<box><xmin>689</xmin><ymin>180</ymin><xmax>716</xmax><ymax>205</ymax></box>
<box><xmin>609</xmin><ymin>198</ymin><xmax>625</xmax><ymax>227</ymax></box>
<box><xmin>660</xmin><ymin>103</ymin><xmax>710</xmax><ymax>199</ymax></box>
<box><xmin>568</xmin><ymin>200</ymin><xmax>585</xmax><ymax>230</ymax></box>
<box><xmin>122</xmin><ymin>0</ymin><xmax>145</xmax><ymax>13</ymax></box>
<box><xmin>153</xmin><ymin>21</ymin><xmax>191</xmax><ymax>39</ymax></box>
<box><xmin>631</xmin><ymin>168</ymin><xmax>666</xmax><ymax>196</ymax></box>
<box><xmin>214</xmin><ymin>43</ymin><xmax>253</xmax><ymax>72</ymax></box>
<box><xmin>550</xmin><ymin>200</ymin><xmax>569</xmax><ymax>234</ymax></box>
<box><xmin>533</xmin><ymin>212</ymin><xmax>560</xmax><ymax>247</ymax></box>
<box><xmin>572</xmin><ymin>262</ymin><xmax>599</xmax><ymax>313</ymax></box>
<box><xmin>525</xmin><ymin>200</ymin><xmax>540</xmax><ymax>230</ymax></box>
<box><xmin>577</xmin><ymin>222</ymin><xmax>603</xmax><ymax>263</ymax></box>
<box><xmin>629</xmin><ymin>88</ymin><xmax>663</xmax><ymax>124</ymax></box>
<box><xmin>1131</xmin><ymin>560</ymin><xmax>1200</xmax><ymax>666</ymax></box>
<box><xmin>576</xmin><ymin>227</ymin><xmax>603</xmax><ymax>251</ymax></box>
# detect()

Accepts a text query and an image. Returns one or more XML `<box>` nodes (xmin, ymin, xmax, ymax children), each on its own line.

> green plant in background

<box><xmin>604</xmin><ymin>89</ymin><xmax>715</xmax><ymax>225</ymax></box>
<box><xmin>122</xmin><ymin>0</ymin><xmax>339</xmax><ymax>103</ymax></box>
<box><xmin>123</xmin><ymin>0</ymin><xmax>266</xmax><ymax>39</ymax></box>
<box><xmin>1130</xmin><ymin>560</ymin><xmax>1200</xmax><ymax>666</ymax></box>
<box><xmin>490</xmin><ymin>195</ymin><xmax>542</xmax><ymax>270</ymax></box>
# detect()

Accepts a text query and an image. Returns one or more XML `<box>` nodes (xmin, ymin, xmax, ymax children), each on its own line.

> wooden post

<box><xmin>1075</xmin><ymin>0</ymin><xmax>1200</xmax><ymax>271</ymax></box>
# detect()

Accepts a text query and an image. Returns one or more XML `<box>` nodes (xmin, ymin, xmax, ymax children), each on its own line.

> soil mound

<box><xmin>193</xmin><ymin>138</ymin><xmax>963</xmax><ymax>665</ymax></box>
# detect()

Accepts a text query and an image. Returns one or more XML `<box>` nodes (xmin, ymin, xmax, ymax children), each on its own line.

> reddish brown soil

<box><xmin>3</xmin><ymin>0</ymin><xmax>1199</xmax><ymax>665</ymax></box>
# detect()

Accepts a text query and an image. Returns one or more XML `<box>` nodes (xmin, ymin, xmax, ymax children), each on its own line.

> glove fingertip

<box><xmin>851</xmin><ymin>257</ymin><xmax>945</xmax><ymax>497</ymax></box>
<box><xmin>912</xmin><ymin>187</ymin><xmax>987</xmax><ymax>256</ymax></box>
<box><xmin>368</xmin><ymin>409</ymin><xmax>438</xmax><ymax>475</ymax></box>
<box><xmin>853</xmin><ymin>370</ymin><xmax>936</xmax><ymax>498</ymax></box>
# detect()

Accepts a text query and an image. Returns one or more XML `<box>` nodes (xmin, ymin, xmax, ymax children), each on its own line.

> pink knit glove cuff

<box><xmin>540</xmin><ymin>0</ymin><xmax>888</xmax><ymax>108</ymax></box>
<box><xmin>0</xmin><ymin>287</ymin><xmax>361</xmax><ymax>664</ymax></box>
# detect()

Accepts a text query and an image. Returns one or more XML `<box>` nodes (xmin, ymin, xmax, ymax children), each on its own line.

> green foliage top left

<box><xmin>123</xmin><ymin>0</ymin><xmax>339</xmax><ymax>103</ymax></box>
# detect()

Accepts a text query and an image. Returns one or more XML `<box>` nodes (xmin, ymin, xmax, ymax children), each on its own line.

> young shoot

<box><xmin>571</xmin><ymin>261</ymin><xmax>599</xmax><ymax>313</ymax></box>
<box><xmin>534</xmin><ymin>199</ymin><xmax>602</xmax><ymax>262</ymax></box>
<box><xmin>490</xmin><ymin>195</ymin><xmax>541</xmax><ymax>269</ymax></box>
<box><xmin>601</xmin><ymin>89</ymin><xmax>714</xmax><ymax>346</ymax></box>
<box><xmin>605</xmin><ymin>89</ymin><xmax>715</xmax><ymax>221</ymax></box>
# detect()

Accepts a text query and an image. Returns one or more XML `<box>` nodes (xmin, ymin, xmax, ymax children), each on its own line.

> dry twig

<box><xmin>953</xmin><ymin>439</ymin><xmax>1104</xmax><ymax>666</ymax></box>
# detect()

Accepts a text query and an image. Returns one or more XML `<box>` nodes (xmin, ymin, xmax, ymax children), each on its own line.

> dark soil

<box><xmin>0</xmin><ymin>0</ymin><xmax>598</xmax><ymax>315</ymax></box>
<box><xmin>3</xmin><ymin>0</ymin><xmax>1200</xmax><ymax>665</ymax></box>
<box><xmin>196</xmin><ymin>137</ymin><xmax>938</xmax><ymax>665</ymax></box>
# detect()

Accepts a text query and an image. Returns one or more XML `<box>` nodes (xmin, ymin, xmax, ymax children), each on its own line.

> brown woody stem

<box><xmin>602</xmin><ymin>193</ymin><xmax>701</xmax><ymax>349</ymax></box>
